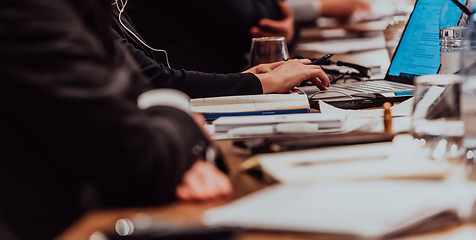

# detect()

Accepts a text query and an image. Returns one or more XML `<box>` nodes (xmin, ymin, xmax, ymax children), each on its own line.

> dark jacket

<box><xmin>110</xmin><ymin>8</ymin><xmax>263</xmax><ymax>98</ymax></box>
<box><xmin>0</xmin><ymin>0</ymin><xmax>212</xmax><ymax>239</ymax></box>
<box><xmin>126</xmin><ymin>0</ymin><xmax>299</xmax><ymax>73</ymax></box>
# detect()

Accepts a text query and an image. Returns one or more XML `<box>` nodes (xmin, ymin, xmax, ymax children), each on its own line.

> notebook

<box><xmin>300</xmin><ymin>0</ymin><xmax>463</xmax><ymax>109</ymax></box>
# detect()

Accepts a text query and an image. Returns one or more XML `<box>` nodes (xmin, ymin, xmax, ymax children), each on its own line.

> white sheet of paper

<box><xmin>202</xmin><ymin>180</ymin><xmax>476</xmax><ymax>238</ymax></box>
<box><xmin>318</xmin><ymin>99</ymin><xmax>413</xmax><ymax>133</ymax></box>
<box><xmin>190</xmin><ymin>93</ymin><xmax>306</xmax><ymax>106</ymax></box>
<box><xmin>255</xmin><ymin>135</ymin><xmax>450</xmax><ymax>185</ymax></box>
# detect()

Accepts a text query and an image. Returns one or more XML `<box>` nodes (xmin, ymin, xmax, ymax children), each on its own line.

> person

<box><xmin>0</xmin><ymin>0</ymin><xmax>223</xmax><ymax>239</ymax></box>
<box><xmin>112</xmin><ymin>1</ymin><xmax>330</xmax><ymax>98</ymax></box>
<box><xmin>0</xmin><ymin>0</ymin><xmax>329</xmax><ymax>239</ymax></box>
<box><xmin>126</xmin><ymin>0</ymin><xmax>300</xmax><ymax>73</ymax></box>
<box><xmin>286</xmin><ymin>0</ymin><xmax>372</xmax><ymax>24</ymax></box>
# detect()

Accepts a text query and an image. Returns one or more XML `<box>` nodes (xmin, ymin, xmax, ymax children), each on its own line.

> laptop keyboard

<box><xmin>331</xmin><ymin>80</ymin><xmax>414</xmax><ymax>93</ymax></box>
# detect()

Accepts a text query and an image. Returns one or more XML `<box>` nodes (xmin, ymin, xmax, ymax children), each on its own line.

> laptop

<box><xmin>300</xmin><ymin>0</ymin><xmax>462</xmax><ymax>109</ymax></box>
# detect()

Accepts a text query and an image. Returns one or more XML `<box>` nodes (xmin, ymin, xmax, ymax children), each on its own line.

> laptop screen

<box><xmin>385</xmin><ymin>0</ymin><xmax>461</xmax><ymax>84</ymax></box>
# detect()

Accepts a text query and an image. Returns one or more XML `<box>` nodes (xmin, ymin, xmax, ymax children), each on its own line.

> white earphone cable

<box><xmin>115</xmin><ymin>0</ymin><xmax>171</xmax><ymax>68</ymax></box>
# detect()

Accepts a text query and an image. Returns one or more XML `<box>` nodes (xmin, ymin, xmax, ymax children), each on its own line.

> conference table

<box><xmin>57</xmin><ymin>138</ymin><xmax>476</xmax><ymax>240</ymax></box>
<box><xmin>58</xmin><ymin>10</ymin><xmax>476</xmax><ymax>239</ymax></box>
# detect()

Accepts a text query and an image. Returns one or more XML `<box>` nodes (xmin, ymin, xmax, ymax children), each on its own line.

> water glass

<box><xmin>249</xmin><ymin>37</ymin><xmax>289</xmax><ymax>68</ymax></box>
<box><xmin>439</xmin><ymin>26</ymin><xmax>464</xmax><ymax>74</ymax></box>
<box><xmin>411</xmin><ymin>74</ymin><xmax>465</xmax><ymax>162</ymax></box>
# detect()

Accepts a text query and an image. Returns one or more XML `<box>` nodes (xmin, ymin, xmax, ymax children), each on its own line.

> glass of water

<box><xmin>249</xmin><ymin>37</ymin><xmax>289</xmax><ymax>68</ymax></box>
<box><xmin>411</xmin><ymin>74</ymin><xmax>465</xmax><ymax>162</ymax></box>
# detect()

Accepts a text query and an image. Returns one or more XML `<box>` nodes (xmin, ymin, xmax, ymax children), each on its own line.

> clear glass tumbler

<box><xmin>249</xmin><ymin>37</ymin><xmax>289</xmax><ymax>68</ymax></box>
<box><xmin>411</xmin><ymin>74</ymin><xmax>465</xmax><ymax>162</ymax></box>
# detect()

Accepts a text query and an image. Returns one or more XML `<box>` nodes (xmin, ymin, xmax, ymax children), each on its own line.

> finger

<box><xmin>180</xmin><ymin>164</ymin><xmax>210</xmax><ymax>197</ymax></box>
<box><xmin>259</xmin><ymin>19</ymin><xmax>287</xmax><ymax>32</ymax></box>
<box><xmin>298</xmin><ymin>59</ymin><xmax>312</xmax><ymax>64</ymax></box>
<box><xmin>319</xmin><ymin>72</ymin><xmax>331</xmax><ymax>87</ymax></box>
<box><xmin>262</xmin><ymin>61</ymin><xmax>286</xmax><ymax>70</ymax></box>
<box><xmin>200</xmin><ymin>163</ymin><xmax>234</xmax><ymax>197</ymax></box>
<box><xmin>250</xmin><ymin>26</ymin><xmax>261</xmax><ymax>36</ymax></box>
<box><xmin>176</xmin><ymin>184</ymin><xmax>192</xmax><ymax>201</ymax></box>
<box><xmin>308</xmin><ymin>66</ymin><xmax>330</xmax><ymax>87</ymax></box>
<box><xmin>211</xmin><ymin>169</ymin><xmax>233</xmax><ymax>196</ymax></box>
<box><xmin>310</xmin><ymin>77</ymin><xmax>327</xmax><ymax>90</ymax></box>
<box><xmin>198</xmin><ymin>166</ymin><xmax>222</xmax><ymax>198</ymax></box>
<box><xmin>184</xmin><ymin>161</ymin><xmax>231</xmax><ymax>200</ymax></box>
<box><xmin>177</xmin><ymin>184</ymin><xmax>214</xmax><ymax>201</ymax></box>
<box><xmin>251</xmin><ymin>25</ymin><xmax>286</xmax><ymax>37</ymax></box>
<box><xmin>188</xmin><ymin>163</ymin><xmax>218</xmax><ymax>199</ymax></box>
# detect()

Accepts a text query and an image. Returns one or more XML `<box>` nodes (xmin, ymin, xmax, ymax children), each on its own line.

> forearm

<box><xmin>115</xmin><ymin>29</ymin><xmax>263</xmax><ymax>98</ymax></box>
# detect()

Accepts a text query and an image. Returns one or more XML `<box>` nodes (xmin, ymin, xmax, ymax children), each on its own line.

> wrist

<box><xmin>255</xmin><ymin>73</ymin><xmax>275</xmax><ymax>94</ymax></box>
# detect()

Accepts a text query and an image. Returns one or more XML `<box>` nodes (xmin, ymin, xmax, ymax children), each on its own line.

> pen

<box><xmin>310</xmin><ymin>53</ymin><xmax>334</xmax><ymax>65</ymax></box>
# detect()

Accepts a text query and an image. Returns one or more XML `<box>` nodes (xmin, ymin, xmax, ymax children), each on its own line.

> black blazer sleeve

<box><xmin>110</xmin><ymin>10</ymin><xmax>263</xmax><ymax>98</ymax></box>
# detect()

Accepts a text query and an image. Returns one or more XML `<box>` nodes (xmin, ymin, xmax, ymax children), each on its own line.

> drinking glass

<box><xmin>411</xmin><ymin>74</ymin><xmax>465</xmax><ymax>162</ymax></box>
<box><xmin>249</xmin><ymin>37</ymin><xmax>289</xmax><ymax>68</ymax></box>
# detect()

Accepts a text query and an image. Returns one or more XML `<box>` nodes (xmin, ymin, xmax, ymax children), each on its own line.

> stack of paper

<box><xmin>213</xmin><ymin>113</ymin><xmax>346</xmax><ymax>133</ymax></box>
<box><xmin>190</xmin><ymin>93</ymin><xmax>310</xmax><ymax>121</ymax></box>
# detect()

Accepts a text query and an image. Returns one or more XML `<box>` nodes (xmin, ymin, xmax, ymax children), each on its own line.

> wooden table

<box><xmin>57</xmin><ymin>139</ymin><xmax>476</xmax><ymax>240</ymax></box>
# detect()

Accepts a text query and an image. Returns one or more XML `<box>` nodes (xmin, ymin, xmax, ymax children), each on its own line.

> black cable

<box><xmin>450</xmin><ymin>0</ymin><xmax>471</xmax><ymax>16</ymax></box>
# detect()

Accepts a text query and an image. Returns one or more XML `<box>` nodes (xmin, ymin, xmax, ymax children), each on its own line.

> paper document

<box><xmin>192</xmin><ymin>100</ymin><xmax>308</xmax><ymax>113</ymax></box>
<box><xmin>246</xmin><ymin>135</ymin><xmax>450</xmax><ymax>185</ymax></box>
<box><xmin>191</xmin><ymin>93</ymin><xmax>306</xmax><ymax>106</ymax></box>
<box><xmin>191</xmin><ymin>93</ymin><xmax>311</xmax><ymax>120</ymax></box>
<box><xmin>227</xmin><ymin>122</ymin><xmax>320</xmax><ymax>136</ymax></box>
<box><xmin>202</xmin><ymin>180</ymin><xmax>476</xmax><ymax>239</ymax></box>
<box><xmin>318</xmin><ymin>99</ymin><xmax>413</xmax><ymax>133</ymax></box>
<box><xmin>213</xmin><ymin>113</ymin><xmax>346</xmax><ymax>133</ymax></box>
<box><xmin>212</xmin><ymin>112</ymin><xmax>346</xmax><ymax>140</ymax></box>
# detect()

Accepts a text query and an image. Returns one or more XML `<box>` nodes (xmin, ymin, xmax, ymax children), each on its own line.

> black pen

<box><xmin>310</xmin><ymin>53</ymin><xmax>334</xmax><ymax>65</ymax></box>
